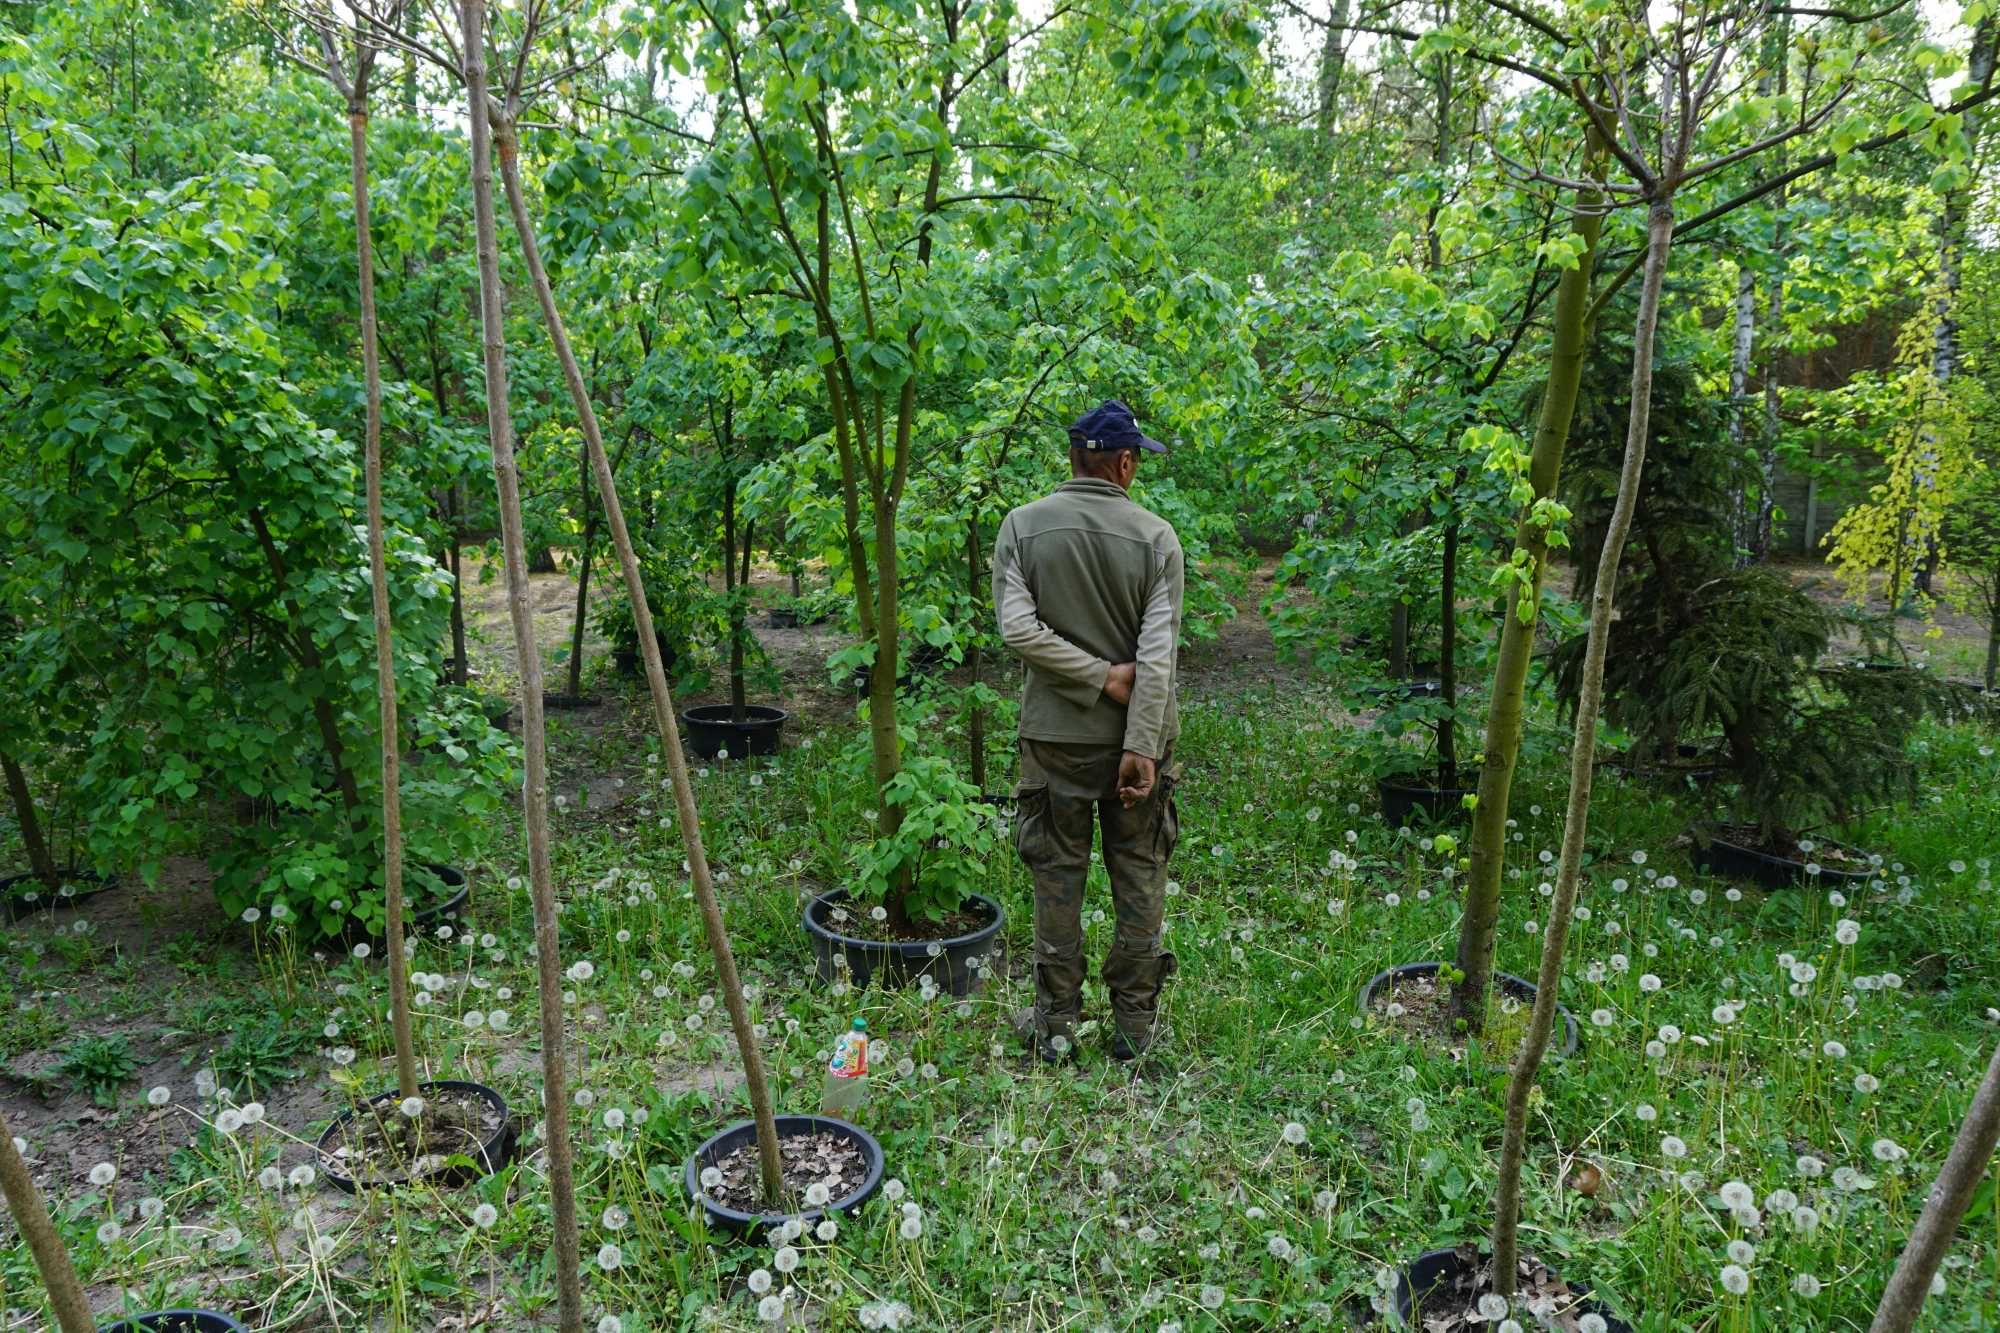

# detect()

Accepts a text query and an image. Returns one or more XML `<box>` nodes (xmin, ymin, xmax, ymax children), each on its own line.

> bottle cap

<box><xmin>851</xmin><ymin>1017</ymin><xmax>867</xmax><ymax>1030</ymax></box>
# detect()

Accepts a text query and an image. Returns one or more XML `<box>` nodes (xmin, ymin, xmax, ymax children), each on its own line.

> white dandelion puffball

<box><xmin>598</xmin><ymin>1318</ymin><xmax>624</xmax><ymax>1333</ymax></box>
<box><xmin>1719</xmin><ymin>1264</ymin><xmax>1749</xmax><ymax>1295</ymax></box>
<box><xmin>1855</xmin><ymin>1072</ymin><xmax>1880</xmax><ymax>1094</ymax></box>
<box><xmin>882</xmin><ymin>1178</ymin><xmax>906</xmax><ymax>1202</ymax></box>
<box><xmin>1661</xmin><ymin>1135</ymin><xmax>1688</xmax><ymax>1160</ymax></box>
<box><xmin>1478</xmin><ymin>1294</ymin><xmax>1509</xmax><ymax>1319</ymax></box>
<box><xmin>567</xmin><ymin>959</ymin><xmax>595</xmax><ymax>983</ymax></box>
<box><xmin>215</xmin><ymin>1109</ymin><xmax>244</xmax><ymax>1135</ymax></box>
<box><xmin>1579</xmin><ymin>1316</ymin><xmax>1607</xmax><ymax>1333</ymax></box>
<box><xmin>1796</xmin><ymin>1155</ymin><xmax>1824</xmax><ymax>1178</ymax></box>
<box><xmin>601</xmin><ymin>1205</ymin><xmax>628</xmax><ymax>1230</ymax></box>
<box><xmin>899</xmin><ymin>1215</ymin><xmax>924</xmax><ymax>1240</ymax></box>
<box><xmin>757</xmin><ymin>1294</ymin><xmax>785</xmax><ymax>1322</ymax></box>
<box><xmin>1281</xmin><ymin>1121</ymin><xmax>1307</xmax><ymax>1146</ymax></box>
<box><xmin>596</xmin><ymin>1243</ymin><xmax>622</xmax><ymax>1271</ymax></box>
<box><xmin>1822</xmin><ymin>1040</ymin><xmax>1848</xmax><ymax>1059</ymax></box>
<box><xmin>258</xmin><ymin>1166</ymin><xmax>283</xmax><ymax>1191</ymax></box>
<box><xmin>1793</xmin><ymin>1273</ymin><xmax>1822</xmax><ymax>1298</ymax></box>
<box><xmin>399</xmin><ymin>1096</ymin><xmax>426</xmax><ymax>1118</ymax></box>
<box><xmin>1266</xmin><ymin>1234</ymin><xmax>1294</xmax><ymax>1261</ymax></box>
<box><xmin>773</xmin><ymin>1245</ymin><xmax>799</xmax><ymax>1273</ymax></box>
<box><xmin>701</xmin><ymin>1166</ymin><xmax>724</xmax><ymax>1190</ymax></box>
<box><xmin>1872</xmin><ymin>1137</ymin><xmax>1906</xmax><ymax>1163</ymax></box>
<box><xmin>97</xmin><ymin>1220</ymin><xmax>123</xmax><ymax>1244</ymax></box>
<box><xmin>748</xmin><ymin>1268</ymin><xmax>773</xmax><ymax>1294</ymax></box>
<box><xmin>816</xmin><ymin>1218</ymin><xmax>838</xmax><ymax>1241</ymax></box>
<box><xmin>88</xmin><ymin>1162</ymin><xmax>117</xmax><ymax>1187</ymax></box>
<box><xmin>147</xmin><ymin>1086</ymin><xmax>171</xmax><ymax>1107</ymax></box>
<box><xmin>472</xmin><ymin>1203</ymin><xmax>499</xmax><ymax>1230</ymax></box>
<box><xmin>602</xmin><ymin>1108</ymin><xmax>625</xmax><ymax>1132</ymax></box>
<box><xmin>1835</xmin><ymin>918</ymin><xmax>1860</xmax><ymax>945</ymax></box>
<box><xmin>804</xmin><ymin>1182</ymin><xmax>831</xmax><ymax>1207</ymax></box>
<box><xmin>1727</xmin><ymin>1239</ymin><xmax>1756</xmax><ymax>1264</ymax></box>
<box><xmin>288</xmin><ymin>1164</ymin><xmax>316</xmax><ymax>1190</ymax></box>
<box><xmin>1635</xmin><ymin>1103</ymin><xmax>1657</xmax><ymax>1122</ymax></box>
<box><xmin>1719</xmin><ymin>1181</ymin><xmax>1753</xmax><ymax>1210</ymax></box>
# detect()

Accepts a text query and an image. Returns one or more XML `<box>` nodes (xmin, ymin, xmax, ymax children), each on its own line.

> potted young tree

<box><xmin>287</xmin><ymin>0</ymin><xmax>514</xmax><ymax>1195</ymax></box>
<box><xmin>468</xmin><ymin>5</ymin><xmax>884</xmax><ymax>1243</ymax></box>
<box><xmin>0</xmin><ymin>746</ymin><xmax>119</xmax><ymax>923</ymax></box>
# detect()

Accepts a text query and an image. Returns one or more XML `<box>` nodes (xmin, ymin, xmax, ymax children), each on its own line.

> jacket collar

<box><xmin>1055</xmin><ymin>477</ymin><xmax>1131</xmax><ymax>501</ymax></box>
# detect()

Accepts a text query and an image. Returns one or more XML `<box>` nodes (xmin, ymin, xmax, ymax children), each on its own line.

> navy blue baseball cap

<box><xmin>1068</xmin><ymin>399</ymin><xmax>1168</xmax><ymax>454</ymax></box>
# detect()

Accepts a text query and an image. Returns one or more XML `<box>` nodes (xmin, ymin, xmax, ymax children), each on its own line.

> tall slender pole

<box><xmin>346</xmin><ymin>68</ymin><xmax>421</xmax><ymax>1107</ymax></box>
<box><xmin>0</xmin><ymin>1108</ymin><xmax>94</xmax><ymax>1332</ymax></box>
<box><xmin>1870</xmin><ymin>1040</ymin><xmax>2000</xmax><ymax>1333</ymax></box>
<box><xmin>1492</xmin><ymin>196</ymin><xmax>1677</xmax><ymax>1295</ymax></box>
<box><xmin>494</xmin><ymin>121</ymin><xmax>786</xmax><ymax>1205</ymax></box>
<box><xmin>459</xmin><ymin>4</ymin><xmax>583</xmax><ymax>1326</ymax></box>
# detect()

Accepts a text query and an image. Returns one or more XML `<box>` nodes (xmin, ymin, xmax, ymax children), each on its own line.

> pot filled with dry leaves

<box><xmin>1394</xmin><ymin>1245</ymin><xmax>1632</xmax><ymax>1331</ymax></box>
<box><xmin>684</xmin><ymin>1113</ymin><xmax>884</xmax><ymax>1238</ymax></box>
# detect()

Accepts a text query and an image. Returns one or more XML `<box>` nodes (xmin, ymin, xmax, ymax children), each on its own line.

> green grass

<box><xmin>3</xmin><ymin>683</ymin><xmax>1997</xmax><ymax>1331</ymax></box>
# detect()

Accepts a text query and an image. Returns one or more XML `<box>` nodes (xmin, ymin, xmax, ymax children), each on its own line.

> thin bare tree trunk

<box><xmin>967</xmin><ymin>513</ymin><xmax>986</xmax><ymax>792</ymax></box>
<box><xmin>1437</xmin><ymin>514</ymin><xmax>1459</xmax><ymax>791</ymax></box>
<box><xmin>1315</xmin><ymin>0</ymin><xmax>1350</xmax><ymax>136</ymax></box>
<box><xmin>1494</xmin><ymin>197</ymin><xmax>1676</xmax><ymax>1295</ymax></box>
<box><xmin>1</xmin><ymin>752</ymin><xmax>57</xmax><ymax>887</ymax></box>
<box><xmin>459</xmin><ymin>5</ymin><xmax>584</xmax><ymax>1326</ymax></box>
<box><xmin>494</xmin><ymin>122</ymin><xmax>786</xmax><ymax>1205</ymax></box>
<box><xmin>1452</xmin><ymin>144</ymin><xmax>1604</xmax><ymax>1031</ymax></box>
<box><xmin>0</xmin><ymin>1108</ymin><xmax>93</xmax><ymax>1332</ymax></box>
<box><xmin>449</xmin><ymin>492</ymin><xmax>468</xmax><ymax>686</ymax></box>
<box><xmin>1870</xmin><ymin>1039</ymin><xmax>2000</xmax><ymax>1332</ymax></box>
<box><xmin>566</xmin><ymin>504</ymin><xmax>594</xmax><ymax>700</ymax></box>
<box><xmin>347</xmin><ymin>94</ymin><xmax>421</xmax><ymax>1104</ymax></box>
<box><xmin>1727</xmin><ymin>265</ymin><xmax>1755</xmax><ymax>557</ymax></box>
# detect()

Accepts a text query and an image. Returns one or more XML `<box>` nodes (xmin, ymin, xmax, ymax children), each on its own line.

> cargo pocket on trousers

<box><xmin>1153</xmin><ymin>767</ymin><xmax>1181</xmax><ymax>861</ymax></box>
<box><xmin>1013</xmin><ymin>781</ymin><xmax>1051</xmax><ymax>864</ymax></box>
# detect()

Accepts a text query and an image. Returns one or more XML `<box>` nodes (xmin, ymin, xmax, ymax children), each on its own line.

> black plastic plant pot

<box><xmin>681</xmin><ymin>704</ymin><xmax>788</xmax><ymax>760</ymax></box>
<box><xmin>480</xmin><ymin>697</ymin><xmax>513</xmax><ymax>730</ymax></box>
<box><xmin>1690</xmin><ymin>827</ymin><xmax>1875</xmax><ymax>890</ymax></box>
<box><xmin>97</xmin><ymin>1312</ymin><xmax>249</xmax><ymax>1333</ymax></box>
<box><xmin>316</xmin><ymin>1079</ymin><xmax>513</xmax><ymax>1194</ymax></box>
<box><xmin>1377</xmin><ymin>773</ymin><xmax>1477</xmax><ymax>826</ymax></box>
<box><xmin>0</xmin><ymin>870</ymin><xmax>118</xmax><ymax>924</ymax></box>
<box><xmin>1394</xmin><ymin>1246</ymin><xmax>1633</xmax><ymax>1330</ymax></box>
<box><xmin>767</xmin><ymin>607</ymin><xmax>801</xmax><ymax>629</ymax></box>
<box><xmin>1361</xmin><ymin>678</ymin><xmax>1442</xmax><ymax>703</ymax></box>
<box><xmin>1359</xmin><ymin>962</ymin><xmax>1579</xmax><ymax>1059</ymax></box>
<box><xmin>683</xmin><ymin>1114</ymin><xmax>884</xmax><ymax>1239</ymax></box>
<box><xmin>803</xmin><ymin>888</ymin><xmax>1005</xmax><ymax>996</ymax></box>
<box><xmin>613</xmin><ymin>635</ymin><xmax>679</xmax><ymax>678</ymax></box>
<box><xmin>542</xmin><ymin>691</ymin><xmax>602</xmax><ymax>710</ymax></box>
<box><xmin>336</xmin><ymin>864</ymin><xmax>469</xmax><ymax>947</ymax></box>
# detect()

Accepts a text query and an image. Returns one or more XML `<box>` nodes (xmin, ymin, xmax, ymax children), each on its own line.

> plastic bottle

<box><xmin>818</xmin><ymin>1017</ymin><xmax>870</xmax><ymax>1119</ymax></box>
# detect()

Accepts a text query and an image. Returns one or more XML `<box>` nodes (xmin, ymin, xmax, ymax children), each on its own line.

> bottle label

<box><xmin>828</xmin><ymin>1032</ymin><xmax>868</xmax><ymax>1079</ymax></box>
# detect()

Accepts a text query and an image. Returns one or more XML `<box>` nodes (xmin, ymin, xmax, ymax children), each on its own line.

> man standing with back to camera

<box><xmin>993</xmin><ymin>399</ymin><xmax>1184</xmax><ymax>1063</ymax></box>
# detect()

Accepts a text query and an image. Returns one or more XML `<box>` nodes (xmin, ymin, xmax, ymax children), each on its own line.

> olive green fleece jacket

<box><xmin>991</xmin><ymin>477</ymin><xmax>1184</xmax><ymax>759</ymax></box>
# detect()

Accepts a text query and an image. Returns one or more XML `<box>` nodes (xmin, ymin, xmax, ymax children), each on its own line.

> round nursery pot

<box><xmin>316</xmin><ymin>1078</ymin><xmax>513</xmax><ymax>1193</ymax></box>
<box><xmin>803</xmin><ymin>888</ymin><xmax>1005</xmax><ymax>996</ymax></box>
<box><xmin>1360</xmin><ymin>962</ymin><xmax>1579</xmax><ymax>1059</ymax></box>
<box><xmin>98</xmin><ymin>1312</ymin><xmax>249</xmax><ymax>1333</ymax></box>
<box><xmin>1378</xmin><ymin>772</ymin><xmax>1477</xmax><ymax>826</ymax></box>
<box><xmin>681</xmin><ymin>704</ymin><xmax>788</xmax><ymax>760</ymax></box>
<box><xmin>1691</xmin><ymin>825</ymin><xmax>1875</xmax><ymax>890</ymax></box>
<box><xmin>542</xmin><ymin>690</ymin><xmax>602</xmax><ymax>710</ymax></box>
<box><xmin>684</xmin><ymin>1113</ymin><xmax>884</xmax><ymax>1239</ymax></box>
<box><xmin>0</xmin><ymin>869</ymin><xmax>118</xmax><ymax>924</ymax></box>
<box><xmin>767</xmin><ymin>607</ymin><xmax>801</xmax><ymax>629</ymax></box>
<box><xmin>1361</xmin><ymin>677</ymin><xmax>1442</xmax><ymax>704</ymax></box>
<box><xmin>336</xmin><ymin>865</ymin><xmax>470</xmax><ymax>946</ymax></box>
<box><xmin>613</xmin><ymin>635</ymin><xmax>680</xmax><ymax>678</ymax></box>
<box><xmin>1394</xmin><ymin>1246</ymin><xmax>1632</xmax><ymax>1330</ymax></box>
<box><xmin>479</xmin><ymin>696</ymin><xmax>513</xmax><ymax>730</ymax></box>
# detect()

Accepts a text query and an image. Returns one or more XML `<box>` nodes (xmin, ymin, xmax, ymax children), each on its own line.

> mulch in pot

<box><xmin>319</xmin><ymin>1085</ymin><xmax>505</xmax><ymax>1188</ymax></box>
<box><xmin>705</xmin><ymin>1127</ymin><xmax>866</xmax><ymax>1215</ymax></box>
<box><xmin>1400</xmin><ymin>1245</ymin><xmax>1628</xmax><ymax>1331</ymax></box>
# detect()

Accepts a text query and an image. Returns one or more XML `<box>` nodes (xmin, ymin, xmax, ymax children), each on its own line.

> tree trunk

<box><xmin>1753</xmin><ymin>271</ymin><xmax>1784</xmax><ymax>560</ymax></box>
<box><xmin>1315</xmin><ymin>0</ymin><xmax>1350</xmax><ymax>137</ymax></box>
<box><xmin>1494</xmin><ymin>195</ymin><xmax>1676</xmax><ymax>1297</ymax></box>
<box><xmin>967</xmin><ymin>512</ymin><xmax>986</xmax><ymax>793</ymax></box>
<box><xmin>1452</xmin><ymin>143</ymin><xmax>1604</xmax><ymax>1031</ymax></box>
<box><xmin>448</xmin><ymin>495</ymin><xmax>468</xmax><ymax>687</ymax></box>
<box><xmin>1437</xmin><ymin>514</ymin><xmax>1460</xmax><ymax>791</ymax></box>
<box><xmin>1</xmin><ymin>752</ymin><xmax>57</xmax><ymax>887</ymax></box>
<box><xmin>493</xmin><ymin>117</ymin><xmax>786</xmax><ymax>1207</ymax></box>
<box><xmin>1869</xmin><ymin>1039</ymin><xmax>2000</xmax><ymax>1333</ymax></box>
<box><xmin>566</xmin><ymin>505</ymin><xmax>594</xmax><ymax>700</ymax></box>
<box><xmin>1986</xmin><ymin>625</ymin><xmax>1998</xmax><ymax>692</ymax></box>
<box><xmin>724</xmin><ymin>472</ymin><xmax>747</xmax><ymax>721</ymax></box>
<box><xmin>0</xmin><ymin>1107</ymin><xmax>93</xmax><ymax>1332</ymax></box>
<box><xmin>1727</xmin><ymin>265</ymin><xmax>1755</xmax><ymax>558</ymax></box>
<box><xmin>458</xmin><ymin>8</ymin><xmax>585</xmax><ymax>1328</ymax></box>
<box><xmin>347</xmin><ymin>97</ymin><xmax>421</xmax><ymax>1105</ymax></box>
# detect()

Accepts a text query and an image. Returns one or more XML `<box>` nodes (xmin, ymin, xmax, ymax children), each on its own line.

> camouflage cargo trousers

<box><xmin>1012</xmin><ymin>739</ymin><xmax>1181</xmax><ymax>1046</ymax></box>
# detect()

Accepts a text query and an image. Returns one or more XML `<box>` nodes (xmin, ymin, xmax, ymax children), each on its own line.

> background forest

<box><xmin>1</xmin><ymin>0</ymin><xmax>1999</xmax><ymax>1329</ymax></box>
